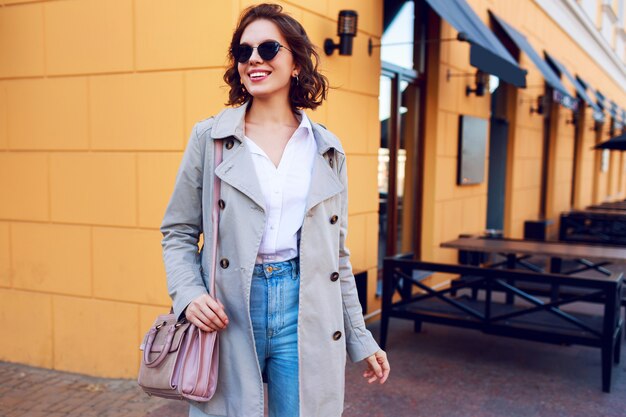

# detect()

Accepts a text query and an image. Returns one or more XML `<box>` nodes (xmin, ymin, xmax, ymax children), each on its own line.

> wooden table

<box><xmin>441</xmin><ymin>236</ymin><xmax>626</xmax><ymax>268</ymax></box>
<box><xmin>441</xmin><ymin>235</ymin><xmax>626</xmax><ymax>303</ymax></box>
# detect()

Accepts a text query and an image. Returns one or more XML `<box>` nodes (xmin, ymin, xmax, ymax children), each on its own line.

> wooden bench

<box><xmin>380</xmin><ymin>259</ymin><xmax>624</xmax><ymax>392</ymax></box>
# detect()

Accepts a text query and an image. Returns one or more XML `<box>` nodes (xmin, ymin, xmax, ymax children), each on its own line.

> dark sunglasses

<box><xmin>233</xmin><ymin>40</ymin><xmax>292</xmax><ymax>63</ymax></box>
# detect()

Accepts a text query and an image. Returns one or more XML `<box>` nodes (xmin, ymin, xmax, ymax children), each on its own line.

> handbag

<box><xmin>137</xmin><ymin>138</ymin><xmax>223</xmax><ymax>401</ymax></box>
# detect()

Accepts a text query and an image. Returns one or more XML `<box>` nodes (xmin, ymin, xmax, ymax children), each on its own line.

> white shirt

<box><xmin>244</xmin><ymin>111</ymin><xmax>317</xmax><ymax>264</ymax></box>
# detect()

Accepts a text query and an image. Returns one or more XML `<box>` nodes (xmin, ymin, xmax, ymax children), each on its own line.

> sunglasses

<box><xmin>233</xmin><ymin>40</ymin><xmax>292</xmax><ymax>63</ymax></box>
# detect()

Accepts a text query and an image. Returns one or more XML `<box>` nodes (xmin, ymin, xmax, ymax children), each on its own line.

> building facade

<box><xmin>0</xmin><ymin>0</ymin><xmax>624</xmax><ymax>378</ymax></box>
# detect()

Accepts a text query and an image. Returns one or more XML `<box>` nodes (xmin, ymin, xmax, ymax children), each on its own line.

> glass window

<box><xmin>380</xmin><ymin>1</ymin><xmax>414</xmax><ymax>69</ymax></box>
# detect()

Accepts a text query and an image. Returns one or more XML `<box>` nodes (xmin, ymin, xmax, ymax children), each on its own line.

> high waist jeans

<box><xmin>189</xmin><ymin>257</ymin><xmax>300</xmax><ymax>417</ymax></box>
<box><xmin>250</xmin><ymin>257</ymin><xmax>300</xmax><ymax>417</ymax></box>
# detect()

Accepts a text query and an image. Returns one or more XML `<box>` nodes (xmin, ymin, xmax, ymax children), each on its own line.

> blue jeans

<box><xmin>251</xmin><ymin>257</ymin><xmax>300</xmax><ymax>417</ymax></box>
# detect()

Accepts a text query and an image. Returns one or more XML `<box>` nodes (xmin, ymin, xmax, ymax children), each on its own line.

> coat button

<box><xmin>330</xmin><ymin>272</ymin><xmax>339</xmax><ymax>282</ymax></box>
<box><xmin>220</xmin><ymin>258</ymin><xmax>229</xmax><ymax>269</ymax></box>
<box><xmin>333</xmin><ymin>331</ymin><xmax>342</xmax><ymax>341</ymax></box>
<box><xmin>218</xmin><ymin>199</ymin><xmax>225</xmax><ymax>209</ymax></box>
<box><xmin>330</xmin><ymin>215</ymin><xmax>338</xmax><ymax>224</ymax></box>
<box><xmin>225</xmin><ymin>139</ymin><xmax>234</xmax><ymax>150</ymax></box>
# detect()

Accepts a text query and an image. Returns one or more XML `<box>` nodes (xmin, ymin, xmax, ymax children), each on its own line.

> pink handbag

<box><xmin>137</xmin><ymin>139</ymin><xmax>223</xmax><ymax>401</ymax></box>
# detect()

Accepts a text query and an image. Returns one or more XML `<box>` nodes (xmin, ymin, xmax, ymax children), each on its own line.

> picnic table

<box><xmin>441</xmin><ymin>235</ymin><xmax>626</xmax><ymax>275</ymax></box>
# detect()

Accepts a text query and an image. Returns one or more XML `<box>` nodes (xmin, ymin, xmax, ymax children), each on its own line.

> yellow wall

<box><xmin>0</xmin><ymin>0</ymin><xmax>383</xmax><ymax>378</ymax></box>
<box><xmin>3</xmin><ymin>0</ymin><xmax>625</xmax><ymax>379</ymax></box>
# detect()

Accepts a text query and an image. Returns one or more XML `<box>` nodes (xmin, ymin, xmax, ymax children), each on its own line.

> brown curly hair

<box><xmin>223</xmin><ymin>3</ymin><xmax>329</xmax><ymax>111</ymax></box>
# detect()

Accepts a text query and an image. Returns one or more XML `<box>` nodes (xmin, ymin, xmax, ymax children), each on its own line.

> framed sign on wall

<box><xmin>457</xmin><ymin>115</ymin><xmax>488</xmax><ymax>185</ymax></box>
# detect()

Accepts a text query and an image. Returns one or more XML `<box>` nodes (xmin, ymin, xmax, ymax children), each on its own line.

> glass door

<box><xmin>378</xmin><ymin>65</ymin><xmax>419</xmax><ymax>267</ymax></box>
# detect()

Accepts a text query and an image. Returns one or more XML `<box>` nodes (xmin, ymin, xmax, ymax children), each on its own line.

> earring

<box><xmin>293</xmin><ymin>73</ymin><xmax>299</xmax><ymax>85</ymax></box>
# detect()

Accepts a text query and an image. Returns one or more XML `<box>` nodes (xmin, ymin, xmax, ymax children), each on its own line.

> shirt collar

<box><xmin>210</xmin><ymin>102</ymin><xmax>344</xmax><ymax>155</ymax></box>
<box><xmin>244</xmin><ymin>110</ymin><xmax>314</xmax><ymax>156</ymax></box>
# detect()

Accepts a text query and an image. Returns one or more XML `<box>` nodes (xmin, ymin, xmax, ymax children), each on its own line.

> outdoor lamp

<box><xmin>324</xmin><ymin>10</ymin><xmax>358</xmax><ymax>56</ymax></box>
<box><xmin>465</xmin><ymin>70</ymin><xmax>489</xmax><ymax>96</ymax></box>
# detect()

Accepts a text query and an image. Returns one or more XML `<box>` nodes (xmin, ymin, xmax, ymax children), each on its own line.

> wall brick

<box><xmin>0</xmin><ymin>82</ymin><xmax>6</xmax><ymax>149</ymax></box>
<box><xmin>348</xmin><ymin>33</ymin><xmax>380</xmax><ymax>96</ymax></box>
<box><xmin>347</xmin><ymin>155</ymin><xmax>378</xmax><ymax>214</ymax></box>
<box><xmin>135</xmin><ymin>0</ymin><xmax>236</xmax><ymax>70</ymax></box>
<box><xmin>240</xmin><ymin>0</ymin><xmax>303</xmax><ymax>21</ymax></box>
<box><xmin>44</xmin><ymin>0</ymin><xmax>133</xmax><ymax>75</ymax></box>
<box><xmin>92</xmin><ymin>227</ymin><xmax>169</xmax><ymax>306</ymax></box>
<box><xmin>285</xmin><ymin>0</ymin><xmax>328</xmax><ymax>15</ymax></box>
<box><xmin>0</xmin><ymin>153</ymin><xmax>48</xmax><ymax>221</ymax></box>
<box><xmin>441</xmin><ymin>199</ymin><xmax>463</xmax><ymax>242</ymax></box>
<box><xmin>0</xmin><ymin>222</ymin><xmax>9</xmax><ymax>288</ymax></box>
<box><xmin>184</xmin><ymin>69</ymin><xmax>231</xmax><ymax>131</ymax></box>
<box><xmin>326</xmin><ymin>89</ymin><xmax>369</xmax><ymax>154</ymax></box>
<box><xmin>0</xmin><ymin>3</ymin><xmax>44</xmax><ymax>78</ymax></box>
<box><xmin>53</xmin><ymin>295</ymin><xmax>139</xmax><ymax>378</ymax></box>
<box><xmin>137</xmin><ymin>152</ymin><xmax>183</xmax><ymax>229</ymax></box>
<box><xmin>6</xmin><ymin>78</ymin><xmax>89</xmax><ymax>150</ymax></box>
<box><xmin>50</xmin><ymin>153</ymin><xmax>136</xmax><ymax>226</ymax></box>
<box><xmin>365</xmin><ymin>212</ymin><xmax>379</xmax><ymax>270</ymax></box>
<box><xmin>90</xmin><ymin>72</ymin><xmax>184</xmax><ymax>151</ymax></box>
<box><xmin>11</xmin><ymin>222</ymin><xmax>91</xmax><ymax>296</ymax></box>
<box><xmin>366</xmin><ymin>97</ymin><xmax>380</xmax><ymax>154</ymax></box>
<box><xmin>4</xmin><ymin>0</ymin><xmax>41</xmax><ymax>4</ymax></box>
<box><xmin>0</xmin><ymin>289</ymin><xmax>53</xmax><ymax>368</ymax></box>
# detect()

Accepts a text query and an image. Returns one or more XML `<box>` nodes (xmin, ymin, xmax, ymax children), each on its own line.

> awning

<box><xmin>594</xmin><ymin>89</ymin><xmax>607</xmax><ymax>111</ymax></box>
<box><xmin>608</xmin><ymin>100</ymin><xmax>619</xmax><ymax>119</ymax></box>
<box><xmin>594</xmin><ymin>131</ymin><xmax>626</xmax><ymax>151</ymax></box>
<box><xmin>490</xmin><ymin>12</ymin><xmax>577</xmax><ymax>110</ymax></box>
<box><xmin>425</xmin><ymin>0</ymin><xmax>526</xmax><ymax>88</ymax></box>
<box><xmin>543</xmin><ymin>52</ymin><xmax>604</xmax><ymax>121</ymax></box>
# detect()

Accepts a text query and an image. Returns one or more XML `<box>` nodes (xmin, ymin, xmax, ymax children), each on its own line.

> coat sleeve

<box><xmin>160</xmin><ymin>122</ymin><xmax>209</xmax><ymax>321</ymax></box>
<box><xmin>337</xmin><ymin>155</ymin><xmax>381</xmax><ymax>363</ymax></box>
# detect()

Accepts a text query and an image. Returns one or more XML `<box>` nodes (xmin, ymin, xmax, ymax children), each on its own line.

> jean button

<box><xmin>266</xmin><ymin>266</ymin><xmax>273</xmax><ymax>273</ymax></box>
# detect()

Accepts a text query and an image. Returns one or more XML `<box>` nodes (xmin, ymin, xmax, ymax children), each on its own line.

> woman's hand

<box><xmin>185</xmin><ymin>294</ymin><xmax>229</xmax><ymax>332</ymax></box>
<box><xmin>363</xmin><ymin>349</ymin><xmax>390</xmax><ymax>384</ymax></box>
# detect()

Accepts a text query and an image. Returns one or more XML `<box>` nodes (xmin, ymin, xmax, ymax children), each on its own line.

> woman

<box><xmin>160</xmin><ymin>4</ymin><xmax>390</xmax><ymax>417</ymax></box>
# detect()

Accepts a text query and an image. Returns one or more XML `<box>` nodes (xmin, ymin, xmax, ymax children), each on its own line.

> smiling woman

<box><xmin>159</xmin><ymin>3</ymin><xmax>390</xmax><ymax>417</ymax></box>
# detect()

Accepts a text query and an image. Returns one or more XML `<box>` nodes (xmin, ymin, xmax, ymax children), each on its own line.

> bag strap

<box><xmin>209</xmin><ymin>139</ymin><xmax>223</xmax><ymax>296</ymax></box>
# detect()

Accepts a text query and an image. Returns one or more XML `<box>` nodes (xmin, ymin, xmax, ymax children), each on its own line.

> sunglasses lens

<box><xmin>235</xmin><ymin>45</ymin><xmax>253</xmax><ymax>63</ymax></box>
<box><xmin>257</xmin><ymin>41</ymin><xmax>281</xmax><ymax>60</ymax></box>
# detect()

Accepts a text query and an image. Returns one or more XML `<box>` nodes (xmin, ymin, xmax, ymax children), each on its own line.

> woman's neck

<box><xmin>246</xmin><ymin>95</ymin><xmax>298</xmax><ymax>127</ymax></box>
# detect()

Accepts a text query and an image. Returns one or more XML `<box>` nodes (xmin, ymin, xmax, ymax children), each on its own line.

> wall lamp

<box><xmin>446</xmin><ymin>69</ymin><xmax>489</xmax><ymax>97</ymax></box>
<box><xmin>324</xmin><ymin>10</ymin><xmax>358</xmax><ymax>56</ymax></box>
<box><xmin>465</xmin><ymin>70</ymin><xmax>489</xmax><ymax>96</ymax></box>
<box><xmin>530</xmin><ymin>95</ymin><xmax>547</xmax><ymax>115</ymax></box>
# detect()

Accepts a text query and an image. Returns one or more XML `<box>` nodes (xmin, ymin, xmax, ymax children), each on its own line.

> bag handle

<box><xmin>143</xmin><ymin>322</ymin><xmax>179</xmax><ymax>368</ymax></box>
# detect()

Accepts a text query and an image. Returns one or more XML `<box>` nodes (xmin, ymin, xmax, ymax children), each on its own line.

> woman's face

<box><xmin>237</xmin><ymin>19</ymin><xmax>297</xmax><ymax>101</ymax></box>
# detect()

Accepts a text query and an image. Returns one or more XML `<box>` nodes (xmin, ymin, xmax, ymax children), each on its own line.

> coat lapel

<box><xmin>214</xmin><ymin>142</ymin><xmax>266</xmax><ymax>211</ymax></box>
<box><xmin>304</xmin><ymin>151</ymin><xmax>344</xmax><ymax>213</ymax></box>
<box><xmin>209</xmin><ymin>103</ymin><xmax>345</xmax><ymax>214</ymax></box>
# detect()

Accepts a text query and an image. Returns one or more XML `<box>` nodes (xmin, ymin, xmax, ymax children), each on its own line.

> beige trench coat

<box><xmin>160</xmin><ymin>103</ymin><xmax>380</xmax><ymax>417</ymax></box>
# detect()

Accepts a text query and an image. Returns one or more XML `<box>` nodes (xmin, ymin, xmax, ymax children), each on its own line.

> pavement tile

<box><xmin>1</xmin><ymin>317</ymin><xmax>625</xmax><ymax>417</ymax></box>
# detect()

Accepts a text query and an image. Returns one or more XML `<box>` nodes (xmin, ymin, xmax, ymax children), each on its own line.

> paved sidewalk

<box><xmin>1</xmin><ymin>318</ymin><xmax>626</xmax><ymax>417</ymax></box>
<box><xmin>0</xmin><ymin>361</ymin><xmax>182</xmax><ymax>417</ymax></box>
